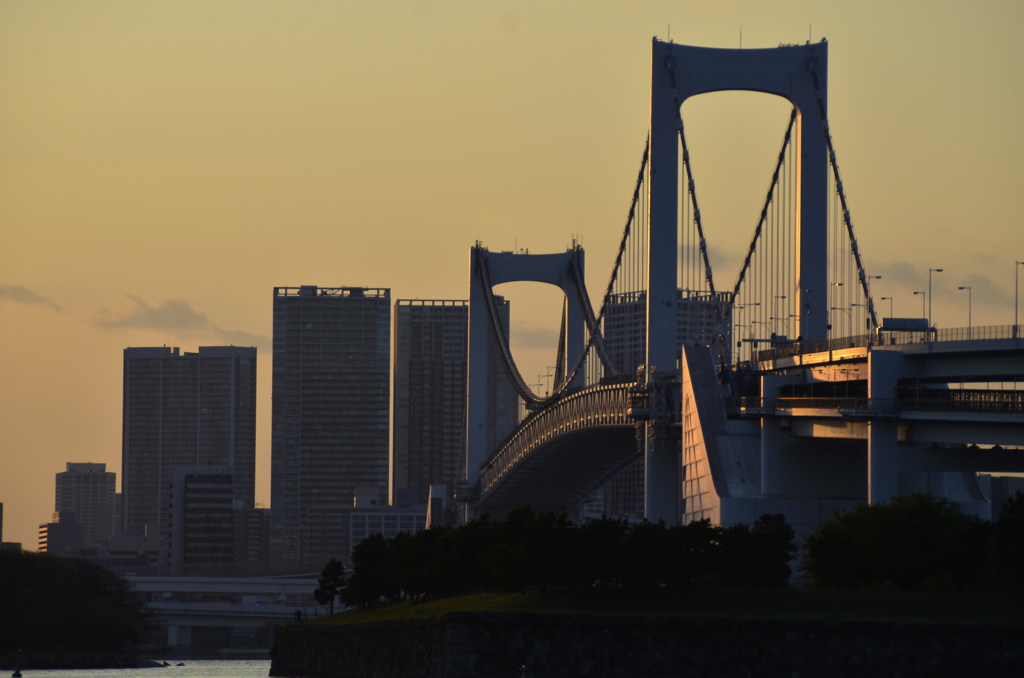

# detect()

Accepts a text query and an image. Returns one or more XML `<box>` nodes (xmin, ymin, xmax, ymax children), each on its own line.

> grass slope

<box><xmin>312</xmin><ymin>589</ymin><xmax>1024</xmax><ymax>628</ymax></box>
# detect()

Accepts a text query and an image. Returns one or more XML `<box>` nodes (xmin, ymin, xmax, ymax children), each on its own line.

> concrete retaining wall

<box><xmin>270</xmin><ymin>611</ymin><xmax>1023</xmax><ymax>678</ymax></box>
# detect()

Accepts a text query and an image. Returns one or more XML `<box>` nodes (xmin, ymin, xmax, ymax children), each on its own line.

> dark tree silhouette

<box><xmin>313</xmin><ymin>557</ymin><xmax>346</xmax><ymax>614</ymax></box>
<box><xmin>993</xmin><ymin>491</ymin><xmax>1024</xmax><ymax>590</ymax></box>
<box><xmin>801</xmin><ymin>493</ymin><xmax>988</xmax><ymax>590</ymax></box>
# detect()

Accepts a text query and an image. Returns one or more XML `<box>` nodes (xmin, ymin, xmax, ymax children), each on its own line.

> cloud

<box><xmin>0</xmin><ymin>285</ymin><xmax>62</xmax><ymax>312</ymax></box>
<box><xmin>96</xmin><ymin>296</ymin><xmax>270</xmax><ymax>351</ymax></box>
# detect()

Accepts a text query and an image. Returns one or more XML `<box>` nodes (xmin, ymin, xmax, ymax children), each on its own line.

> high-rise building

<box><xmin>55</xmin><ymin>462</ymin><xmax>116</xmax><ymax>547</ymax></box>
<box><xmin>392</xmin><ymin>297</ymin><xmax>519</xmax><ymax>509</ymax></box>
<box><xmin>391</xmin><ymin>300</ymin><xmax>468</xmax><ymax>507</ymax></box>
<box><xmin>169</xmin><ymin>465</ymin><xmax>235</xmax><ymax>570</ymax></box>
<box><xmin>270</xmin><ymin>286</ymin><xmax>391</xmax><ymax>562</ymax></box>
<box><xmin>601</xmin><ymin>289</ymin><xmax>731</xmax><ymax>518</ymax></box>
<box><xmin>121</xmin><ymin>346</ymin><xmax>257</xmax><ymax>548</ymax></box>
<box><xmin>38</xmin><ymin>512</ymin><xmax>84</xmax><ymax>554</ymax></box>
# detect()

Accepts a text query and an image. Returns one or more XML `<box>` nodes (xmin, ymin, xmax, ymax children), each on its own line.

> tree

<box><xmin>313</xmin><ymin>557</ymin><xmax>346</xmax><ymax>614</ymax></box>
<box><xmin>342</xmin><ymin>534</ymin><xmax>396</xmax><ymax>608</ymax></box>
<box><xmin>801</xmin><ymin>493</ymin><xmax>988</xmax><ymax>590</ymax></box>
<box><xmin>993</xmin><ymin>491</ymin><xmax>1024</xmax><ymax>590</ymax></box>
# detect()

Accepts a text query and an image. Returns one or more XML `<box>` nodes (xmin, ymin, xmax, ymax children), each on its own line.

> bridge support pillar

<box><xmin>760</xmin><ymin>374</ymin><xmax>795</xmax><ymax>496</ymax></box>
<box><xmin>644</xmin><ymin>429</ymin><xmax>679</xmax><ymax>523</ymax></box>
<box><xmin>760</xmin><ymin>418</ymin><xmax>786</xmax><ymax>497</ymax></box>
<box><xmin>868</xmin><ymin>350</ymin><xmax>902</xmax><ymax>504</ymax></box>
<box><xmin>868</xmin><ymin>421</ymin><xmax>899</xmax><ymax>504</ymax></box>
<box><xmin>168</xmin><ymin>625</ymin><xmax>192</xmax><ymax>647</ymax></box>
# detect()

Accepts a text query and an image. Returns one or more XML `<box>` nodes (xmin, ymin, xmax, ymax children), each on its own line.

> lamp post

<box><xmin>928</xmin><ymin>268</ymin><xmax>943</xmax><ymax>327</ymax></box>
<box><xmin>958</xmin><ymin>286</ymin><xmax>972</xmax><ymax>339</ymax></box>
<box><xmin>851</xmin><ymin>303</ymin><xmax>867</xmax><ymax>332</ymax></box>
<box><xmin>880</xmin><ymin>296</ymin><xmax>894</xmax><ymax>318</ymax></box>
<box><xmin>913</xmin><ymin>291</ymin><xmax>925</xmax><ymax>319</ymax></box>
<box><xmin>770</xmin><ymin>316</ymin><xmax>790</xmax><ymax>336</ymax></box>
<box><xmin>830</xmin><ymin>307</ymin><xmax>852</xmax><ymax>337</ymax></box>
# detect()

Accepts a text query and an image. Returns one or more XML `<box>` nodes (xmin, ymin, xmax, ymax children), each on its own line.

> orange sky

<box><xmin>2</xmin><ymin>1</ymin><xmax>1023</xmax><ymax>547</ymax></box>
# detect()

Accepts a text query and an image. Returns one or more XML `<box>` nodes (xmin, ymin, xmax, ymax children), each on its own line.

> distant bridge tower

<box><xmin>645</xmin><ymin>40</ymin><xmax>830</xmax><ymax>522</ymax></box>
<box><xmin>464</xmin><ymin>244</ymin><xmax>587</xmax><ymax>514</ymax></box>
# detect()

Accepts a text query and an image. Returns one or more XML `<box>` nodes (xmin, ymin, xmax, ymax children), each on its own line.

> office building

<box><xmin>55</xmin><ymin>462</ymin><xmax>116</xmax><ymax>547</ymax></box>
<box><xmin>121</xmin><ymin>346</ymin><xmax>257</xmax><ymax>549</ymax></box>
<box><xmin>169</xmin><ymin>465</ymin><xmax>235</xmax><ymax>570</ymax></box>
<box><xmin>270</xmin><ymin>286</ymin><xmax>391</xmax><ymax>562</ymax></box>
<box><xmin>392</xmin><ymin>297</ymin><xmax>520</xmax><ymax>507</ymax></box>
<box><xmin>38</xmin><ymin>512</ymin><xmax>84</xmax><ymax>554</ymax></box>
<box><xmin>234</xmin><ymin>507</ymin><xmax>271</xmax><ymax>565</ymax></box>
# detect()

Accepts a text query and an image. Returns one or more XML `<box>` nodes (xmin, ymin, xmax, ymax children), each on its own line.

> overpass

<box><xmin>128</xmin><ymin>574</ymin><xmax>319</xmax><ymax>648</ymax></box>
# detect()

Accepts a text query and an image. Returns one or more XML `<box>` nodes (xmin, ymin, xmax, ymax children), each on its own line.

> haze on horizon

<box><xmin>2</xmin><ymin>0</ymin><xmax>1022</xmax><ymax>548</ymax></box>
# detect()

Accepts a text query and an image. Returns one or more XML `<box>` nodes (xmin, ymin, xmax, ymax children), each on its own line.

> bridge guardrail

<box><xmin>755</xmin><ymin>324</ymin><xmax>1021</xmax><ymax>362</ymax></box>
<box><xmin>731</xmin><ymin>395</ymin><xmax>1024</xmax><ymax>416</ymax></box>
<box><xmin>479</xmin><ymin>383</ymin><xmax>634</xmax><ymax>499</ymax></box>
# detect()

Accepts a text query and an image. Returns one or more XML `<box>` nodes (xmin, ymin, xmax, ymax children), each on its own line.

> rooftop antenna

<box><xmin>740</xmin><ymin>26</ymin><xmax>742</xmax><ymax>48</ymax></box>
<box><xmin>667</xmin><ymin>24</ymin><xmax>671</xmax><ymax>42</ymax></box>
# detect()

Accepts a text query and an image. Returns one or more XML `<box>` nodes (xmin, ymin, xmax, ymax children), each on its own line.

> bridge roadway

<box><xmin>475</xmin><ymin>332</ymin><xmax>1024</xmax><ymax>523</ymax></box>
<box><xmin>477</xmin><ymin>383</ymin><xmax>641</xmax><ymax>515</ymax></box>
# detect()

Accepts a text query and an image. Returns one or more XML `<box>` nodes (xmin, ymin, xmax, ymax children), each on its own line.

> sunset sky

<box><xmin>2</xmin><ymin>1</ymin><xmax>1022</xmax><ymax>547</ymax></box>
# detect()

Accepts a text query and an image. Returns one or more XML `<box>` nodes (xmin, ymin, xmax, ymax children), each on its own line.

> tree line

<box><xmin>315</xmin><ymin>492</ymin><xmax>1024</xmax><ymax>610</ymax></box>
<box><xmin>0</xmin><ymin>550</ymin><xmax>150</xmax><ymax>650</ymax></box>
<box><xmin>324</xmin><ymin>506</ymin><xmax>797</xmax><ymax>608</ymax></box>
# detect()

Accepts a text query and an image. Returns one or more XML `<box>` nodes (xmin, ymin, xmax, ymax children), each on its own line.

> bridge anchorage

<box><xmin>461</xmin><ymin>39</ymin><xmax>1024</xmax><ymax>534</ymax></box>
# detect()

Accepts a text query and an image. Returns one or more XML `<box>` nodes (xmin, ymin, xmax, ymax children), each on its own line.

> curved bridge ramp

<box><xmin>477</xmin><ymin>384</ymin><xmax>639</xmax><ymax>516</ymax></box>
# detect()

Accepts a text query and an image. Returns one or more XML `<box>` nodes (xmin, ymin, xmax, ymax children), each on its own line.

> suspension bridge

<box><xmin>460</xmin><ymin>39</ymin><xmax>1024</xmax><ymax>531</ymax></box>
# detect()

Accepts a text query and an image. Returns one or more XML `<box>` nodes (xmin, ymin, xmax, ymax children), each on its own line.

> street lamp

<box><xmin>830</xmin><ymin>307</ymin><xmax>852</xmax><ymax>336</ymax></box>
<box><xmin>770</xmin><ymin>316</ymin><xmax>790</xmax><ymax>335</ymax></box>
<box><xmin>913</xmin><ymin>291</ymin><xmax>926</xmax><ymax>319</ymax></box>
<box><xmin>928</xmin><ymin>268</ymin><xmax>943</xmax><ymax>327</ymax></box>
<box><xmin>851</xmin><ymin>303</ymin><xmax>868</xmax><ymax>332</ymax></box>
<box><xmin>958</xmin><ymin>286</ymin><xmax>972</xmax><ymax>339</ymax></box>
<box><xmin>880</xmin><ymin>296</ymin><xmax>894</xmax><ymax>318</ymax></box>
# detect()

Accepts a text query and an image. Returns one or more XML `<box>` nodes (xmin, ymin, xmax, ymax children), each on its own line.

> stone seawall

<box><xmin>271</xmin><ymin>612</ymin><xmax>1023</xmax><ymax>678</ymax></box>
<box><xmin>0</xmin><ymin>645</ymin><xmax>137</xmax><ymax>670</ymax></box>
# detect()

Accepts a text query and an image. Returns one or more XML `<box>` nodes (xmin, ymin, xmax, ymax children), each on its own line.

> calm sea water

<box><xmin>10</xmin><ymin>660</ymin><xmax>271</xmax><ymax>678</ymax></box>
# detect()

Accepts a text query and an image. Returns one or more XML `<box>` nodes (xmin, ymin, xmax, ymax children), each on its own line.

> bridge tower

<box><xmin>645</xmin><ymin>40</ymin><xmax>830</xmax><ymax>522</ymax></box>
<box><xmin>464</xmin><ymin>244</ymin><xmax>588</xmax><ymax>516</ymax></box>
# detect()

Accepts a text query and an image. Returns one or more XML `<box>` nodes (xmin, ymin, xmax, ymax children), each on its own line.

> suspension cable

<box><xmin>725</xmin><ymin>109</ymin><xmax>797</xmax><ymax>330</ymax></box>
<box><xmin>808</xmin><ymin>57</ymin><xmax>879</xmax><ymax>331</ymax></box>
<box><xmin>551</xmin><ymin>136</ymin><xmax>651</xmax><ymax>394</ymax></box>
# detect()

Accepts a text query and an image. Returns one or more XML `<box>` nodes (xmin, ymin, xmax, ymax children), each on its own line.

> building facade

<box><xmin>270</xmin><ymin>286</ymin><xmax>391</xmax><ymax>562</ymax></box>
<box><xmin>55</xmin><ymin>462</ymin><xmax>117</xmax><ymax>547</ymax></box>
<box><xmin>391</xmin><ymin>300</ymin><xmax>469</xmax><ymax>506</ymax></box>
<box><xmin>169</xmin><ymin>465</ymin><xmax>235</xmax><ymax>571</ymax></box>
<box><xmin>121</xmin><ymin>346</ymin><xmax>257</xmax><ymax>547</ymax></box>
<box><xmin>391</xmin><ymin>297</ymin><xmax>519</xmax><ymax>508</ymax></box>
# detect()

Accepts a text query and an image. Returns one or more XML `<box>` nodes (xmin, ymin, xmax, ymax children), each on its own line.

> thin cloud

<box><xmin>511</xmin><ymin>321</ymin><xmax>560</xmax><ymax>349</ymax></box>
<box><xmin>97</xmin><ymin>296</ymin><xmax>270</xmax><ymax>350</ymax></box>
<box><xmin>0</xmin><ymin>285</ymin><xmax>62</xmax><ymax>312</ymax></box>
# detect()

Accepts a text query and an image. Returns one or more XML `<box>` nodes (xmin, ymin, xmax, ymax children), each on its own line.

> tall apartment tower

<box><xmin>270</xmin><ymin>286</ymin><xmax>391</xmax><ymax>562</ymax></box>
<box><xmin>121</xmin><ymin>346</ymin><xmax>257</xmax><ymax>544</ymax></box>
<box><xmin>392</xmin><ymin>297</ymin><xmax>519</xmax><ymax>509</ymax></box>
<box><xmin>55</xmin><ymin>462</ymin><xmax>117</xmax><ymax>547</ymax></box>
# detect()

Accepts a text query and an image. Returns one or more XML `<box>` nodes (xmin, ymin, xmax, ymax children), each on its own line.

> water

<box><xmin>10</xmin><ymin>660</ymin><xmax>271</xmax><ymax>678</ymax></box>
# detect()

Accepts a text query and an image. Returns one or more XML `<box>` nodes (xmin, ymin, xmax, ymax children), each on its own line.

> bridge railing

<box><xmin>479</xmin><ymin>383</ymin><xmax>634</xmax><ymax>498</ymax></box>
<box><xmin>731</xmin><ymin>394</ymin><xmax>1024</xmax><ymax>416</ymax></box>
<box><xmin>755</xmin><ymin>324</ymin><xmax>1021</xmax><ymax>362</ymax></box>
